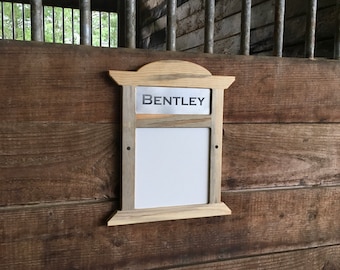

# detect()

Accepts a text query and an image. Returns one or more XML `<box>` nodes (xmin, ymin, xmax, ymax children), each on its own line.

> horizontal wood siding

<box><xmin>1</xmin><ymin>40</ymin><xmax>340</xmax><ymax>268</ymax></box>
<box><xmin>223</xmin><ymin>124</ymin><xmax>340</xmax><ymax>190</ymax></box>
<box><xmin>176</xmin><ymin>245</ymin><xmax>340</xmax><ymax>269</ymax></box>
<box><xmin>0</xmin><ymin>123</ymin><xmax>119</xmax><ymax>206</ymax></box>
<box><xmin>1</xmin><ymin>189</ymin><xmax>340</xmax><ymax>269</ymax></box>
<box><xmin>139</xmin><ymin>0</ymin><xmax>337</xmax><ymax>57</ymax></box>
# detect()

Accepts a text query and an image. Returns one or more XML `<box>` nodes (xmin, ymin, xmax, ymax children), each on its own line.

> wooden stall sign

<box><xmin>107</xmin><ymin>60</ymin><xmax>235</xmax><ymax>226</ymax></box>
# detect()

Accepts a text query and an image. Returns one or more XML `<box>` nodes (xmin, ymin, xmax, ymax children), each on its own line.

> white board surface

<box><xmin>135</xmin><ymin>128</ymin><xmax>210</xmax><ymax>209</ymax></box>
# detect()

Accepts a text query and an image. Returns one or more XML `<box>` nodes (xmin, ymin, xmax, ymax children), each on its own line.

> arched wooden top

<box><xmin>138</xmin><ymin>60</ymin><xmax>212</xmax><ymax>75</ymax></box>
<box><xmin>109</xmin><ymin>60</ymin><xmax>235</xmax><ymax>89</ymax></box>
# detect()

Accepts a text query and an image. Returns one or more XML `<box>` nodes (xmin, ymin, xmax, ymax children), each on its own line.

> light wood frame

<box><xmin>107</xmin><ymin>60</ymin><xmax>235</xmax><ymax>226</ymax></box>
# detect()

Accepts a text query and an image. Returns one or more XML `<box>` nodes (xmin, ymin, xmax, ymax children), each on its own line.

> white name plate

<box><xmin>136</xmin><ymin>86</ymin><xmax>211</xmax><ymax>115</ymax></box>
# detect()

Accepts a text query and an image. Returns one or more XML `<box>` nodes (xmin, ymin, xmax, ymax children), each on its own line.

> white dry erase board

<box><xmin>107</xmin><ymin>60</ymin><xmax>235</xmax><ymax>226</ymax></box>
<box><xmin>135</xmin><ymin>127</ymin><xmax>210</xmax><ymax>209</ymax></box>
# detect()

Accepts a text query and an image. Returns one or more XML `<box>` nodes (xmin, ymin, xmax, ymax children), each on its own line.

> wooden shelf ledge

<box><xmin>107</xmin><ymin>202</ymin><xmax>231</xmax><ymax>226</ymax></box>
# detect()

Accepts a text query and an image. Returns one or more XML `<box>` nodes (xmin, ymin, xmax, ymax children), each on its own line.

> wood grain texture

<box><xmin>223</xmin><ymin>124</ymin><xmax>340</xmax><ymax>190</ymax></box>
<box><xmin>209</xmin><ymin>87</ymin><xmax>224</xmax><ymax>203</ymax></box>
<box><xmin>136</xmin><ymin>114</ymin><xmax>212</xmax><ymax>128</ymax></box>
<box><xmin>0</xmin><ymin>42</ymin><xmax>119</xmax><ymax>123</ymax></box>
<box><xmin>109</xmin><ymin>60</ymin><xmax>235</xmax><ymax>89</ymax></box>
<box><xmin>175</xmin><ymin>245</ymin><xmax>340</xmax><ymax>269</ymax></box>
<box><xmin>140</xmin><ymin>0</ymin><xmax>336</xmax><ymax>57</ymax></box>
<box><xmin>1</xmin><ymin>41</ymin><xmax>340</xmax><ymax>123</ymax></box>
<box><xmin>1</xmin><ymin>41</ymin><xmax>340</xmax><ymax>205</ymax></box>
<box><xmin>1</xmin><ymin>187</ymin><xmax>340</xmax><ymax>269</ymax></box>
<box><xmin>221</xmin><ymin>56</ymin><xmax>340</xmax><ymax>123</ymax></box>
<box><xmin>121</xmin><ymin>85</ymin><xmax>136</xmax><ymax>210</ymax></box>
<box><xmin>140</xmin><ymin>0</ymin><xmax>266</xmax><ymax>45</ymax></box>
<box><xmin>108</xmin><ymin>203</ymin><xmax>231</xmax><ymax>226</ymax></box>
<box><xmin>1</xmin><ymin>41</ymin><xmax>340</xmax><ymax>269</ymax></box>
<box><xmin>0</xmin><ymin>122</ymin><xmax>119</xmax><ymax>206</ymax></box>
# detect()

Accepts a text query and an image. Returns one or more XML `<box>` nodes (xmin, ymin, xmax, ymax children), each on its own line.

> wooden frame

<box><xmin>107</xmin><ymin>60</ymin><xmax>235</xmax><ymax>226</ymax></box>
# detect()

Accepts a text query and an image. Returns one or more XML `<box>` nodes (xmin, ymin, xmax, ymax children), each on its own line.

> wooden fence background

<box><xmin>1</xmin><ymin>40</ymin><xmax>340</xmax><ymax>269</ymax></box>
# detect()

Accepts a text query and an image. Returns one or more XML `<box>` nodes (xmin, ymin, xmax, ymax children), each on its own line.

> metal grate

<box><xmin>0</xmin><ymin>1</ymin><xmax>118</xmax><ymax>47</ymax></box>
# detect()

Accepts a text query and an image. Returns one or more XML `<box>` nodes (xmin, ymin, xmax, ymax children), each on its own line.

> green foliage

<box><xmin>92</xmin><ymin>11</ymin><xmax>118</xmax><ymax>47</ymax></box>
<box><xmin>0</xmin><ymin>2</ymin><xmax>31</xmax><ymax>40</ymax></box>
<box><xmin>0</xmin><ymin>1</ymin><xmax>117</xmax><ymax>47</ymax></box>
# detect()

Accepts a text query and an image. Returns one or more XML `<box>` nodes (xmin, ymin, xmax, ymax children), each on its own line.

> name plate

<box><xmin>136</xmin><ymin>86</ymin><xmax>211</xmax><ymax>115</ymax></box>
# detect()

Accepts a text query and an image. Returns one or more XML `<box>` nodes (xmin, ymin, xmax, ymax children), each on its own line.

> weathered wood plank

<box><xmin>2</xmin><ymin>122</ymin><xmax>339</xmax><ymax>206</ymax></box>
<box><xmin>0</xmin><ymin>122</ymin><xmax>119</xmax><ymax>206</ymax></box>
<box><xmin>176</xmin><ymin>0</ymin><xmax>273</xmax><ymax>51</ymax></box>
<box><xmin>140</xmin><ymin>0</ymin><xmax>266</xmax><ymax>40</ymax></box>
<box><xmin>1</xmin><ymin>187</ymin><xmax>340</xmax><ymax>269</ymax></box>
<box><xmin>1</xmin><ymin>32</ymin><xmax>339</xmax><ymax>270</ymax></box>
<box><xmin>0</xmin><ymin>42</ymin><xmax>118</xmax><ymax>123</ymax></box>
<box><xmin>285</xmin><ymin>0</ymin><xmax>335</xmax><ymax>19</ymax></box>
<box><xmin>1</xmin><ymin>41</ymin><xmax>340</xmax><ymax>123</ymax></box>
<box><xmin>175</xmin><ymin>245</ymin><xmax>340</xmax><ymax>269</ymax></box>
<box><xmin>214</xmin><ymin>34</ymin><xmax>241</xmax><ymax>55</ymax></box>
<box><xmin>249</xmin><ymin>1</ymin><xmax>336</xmax><ymax>55</ymax></box>
<box><xmin>223</xmin><ymin>124</ymin><xmax>340</xmax><ymax>190</ymax></box>
<box><xmin>1</xmin><ymin>41</ymin><xmax>340</xmax><ymax>207</ymax></box>
<box><xmin>0</xmin><ymin>201</ymin><xmax>117</xmax><ymax>269</ymax></box>
<box><xmin>221</xmin><ymin>56</ymin><xmax>340</xmax><ymax>123</ymax></box>
<box><xmin>141</xmin><ymin>0</ymin><xmax>336</xmax><ymax>57</ymax></box>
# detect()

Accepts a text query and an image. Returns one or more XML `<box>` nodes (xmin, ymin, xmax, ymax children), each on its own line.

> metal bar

<box><xmin>1</xmin><ymin>2</ymin><xmax>4</xmax><ymax>39</ymax></box>
<box><xmin>12</xmin><ymin>2</ymin><xmax>15</xmax><ymax>39</ymax></box>
<box><xmin>42</xmin><ymin>5</ymin><xmax>45</xmax><ymax>41</ymax></box>
<box><xmin>79</xmin><ymin>0</ymin><xmax>91</xmax><ymax>45</ymax></box>
<box><xmin>240</xmin><ymin>0</ymin><xmax>251</xmax><ymax>55</ymax></box>
<box><xmin>108</xmin><ymin>12</ymin><xmax>111</xmax><ymax>47</ymax></box>
<box><xmin>273</xmin><ymin>0</ymin><xmax>285</xmax><ymax>57</ymax></box>
<box><xmin>126</xmin><ymin>0</ymin><xmax>136</xmax><ymax>48</ymax></box>
<box><xmin>167</xmin><ymin>0</ymin><xmax>176</xmax><ymax>51</ymax></box>
<box><xmin>30</xmin><ymin>0</ymin><xmax>43</xmax><ymax>41</ymax></box>
<box><xmin>62</xmin><ymin>7</ymin><xmax>65</xmax><ymax>43</ymax></box>
<box><xmin>52</xmin><ymin>6</ymin><xmax>55</xmax><ymax>43</ymax></box>
<box><xmin>71</xmin><ymin>8</ymin><xmax>74</xmax><ymax>44</ymax></box>
<box><xmin>22</xmin><ymin>3</ymin><xmax>25</xmax><ymax>40</ymax></box>
<box><xmin>334</xmin><ymin>0</ymin><xmax>340</xmax><ymax>60</ymax></box>
<box><xmin>117</xmin><ymin>0</ymin><xmax>124</xmax><ymax>47</ymax></box>
<box><xmin>204</xmin><ymin>0</ymin><xmax>215</xmax><ymax>53</ymax></box>
<box><xmin>99</xmin><ymin>11</ymin><xmax>102</xmax><ymax>47</ymax></box>
<box><xmin>305</xmin><ymin>0</ymin><xmax>317</xmax><ymax>58</ymax></box>
<box><xmin>26</xmin><ymin>4</ymin><xmax>30</xmax><ymax>41</ymax></box>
